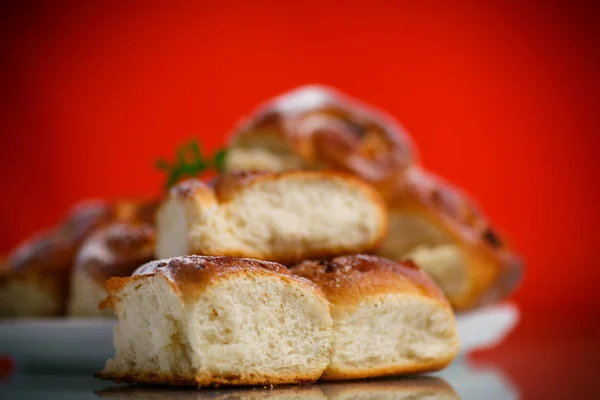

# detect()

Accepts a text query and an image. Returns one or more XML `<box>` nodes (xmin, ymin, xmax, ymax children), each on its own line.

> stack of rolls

<box><xmin>97</xmin><ymin>170</ymin><xmax>460</xmax><ymax>387</ymax></box>
<box><xmin>2</xmin><ymin>85</ymin><xmax>521</xmax><ymax>388</ymax></box>
<box><xmin>225</xmin><ymin>85</ymin><xmax>522</xmax><ymax>311</ymax></box>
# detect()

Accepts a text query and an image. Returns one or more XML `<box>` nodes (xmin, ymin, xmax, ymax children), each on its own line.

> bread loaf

<box><xmin>0</xmin><ymin>201</ymin><xmax>113</xmax><ymax>317</ymax></box>
<box><xmin>156</xmin><ymin>171</ymin><xmax>387</xmax><ymax>264</ymax></box>
<box><xmin>68</xmin><ymin>222</ymin><xmax>156</xmax><ymax>317</ymax></box>
<box><xmin>291</xmin><ymin>254</ymin><xmax>460</xmax><ymax>380</ymax></box>
<box><xmin>378</xmin><ymin>168</ymin><xmax>522</xmax><ymax>310</ymax></box>
<box><xmin>97</xmin><ymin>255</ymin><xmax>333</xmax><ymax>387</ymax></box>
<box><xmin>226</xmin><ymin>85</ymin><xmax>416</xmax><ymax>181</ymax></box>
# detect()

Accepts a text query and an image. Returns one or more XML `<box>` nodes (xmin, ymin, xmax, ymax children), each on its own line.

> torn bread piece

<box><xmin>68</xmin><ymin>222</ymin><xmax>155</xmax><ymax>317</ymax></box>
<box><xmin>156</xmin><ymin>171</ymin><xmax>387</xmax><ymax>264</ymax></box>
<box><xmin>291</xmin><ymin>254</ymin><xmax>460</xmax><ymax>380</ymax></box>
<box><xmin>97</xmin><ymin>255</ymin><xmax>333</xmax><ymax>387</ymax></box>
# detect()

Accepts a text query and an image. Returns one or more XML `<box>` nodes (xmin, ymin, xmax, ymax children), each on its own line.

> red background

<box><xmin>2</xmin><ymin>1</ymin><xmax>599</xmax><ymax>315</ymax></box>
<box><xmin>2</xmin><ymin>2</ymin><xmax>600</xmax><ymax>396</ymax></box>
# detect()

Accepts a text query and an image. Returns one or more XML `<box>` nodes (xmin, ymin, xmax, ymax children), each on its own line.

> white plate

<box><xmin>0</xmin><ymin>303</ymin><xmax>519</xmax><ymax>372</ymax></box>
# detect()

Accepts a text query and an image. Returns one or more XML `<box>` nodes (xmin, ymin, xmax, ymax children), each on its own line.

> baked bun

<box><xmin>97</xmin><ymin>255</ymin><xmax>333</xmax><ymax>387</ymax></box>
<box><xmin>0</xmin><ymin>201</ymin><xmax>113</xmax><ymax>317</ymax></box>
<box><xmin>290</xmin><ymin>254</ymin><xmax>460</xmax><ymax>380</ymax></box>
<box><xmin>226</xmin><ymin>85</ymin><xmax>416</xmax><ymax>181</ymax></box>
<box><xmin>156</xmin><ymin>171</ymin><xmax>387</xmax><ymax>264</ymax></box>
<box><xmin>68</xmin><ymin>222</ymin><xmax>156</xmax><ymax>317</ymax></box>
<box><xmin>0</xmin><ymin>199</ymin><xmax>159</xmax><ymax>318</ymax></box>
<box><xmin>377</xmin><ymin>168</ymin><xmax>522</xmax><ymax>310</ymax></box>
<box><xmin>321</xmin><ymin>376</ymin><xmax>459</xmax><ymax>400</ymax></box>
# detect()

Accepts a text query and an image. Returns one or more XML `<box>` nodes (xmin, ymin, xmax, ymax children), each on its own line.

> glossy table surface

<box><xmin>1</xmin><ymin>312</ymin><xmax>597</xmax><ymax>399</ymax></box>
<box><xmin>0</xmin><ymin>364</ymin><xmax>516</xmax><ymax>400</ymax></box>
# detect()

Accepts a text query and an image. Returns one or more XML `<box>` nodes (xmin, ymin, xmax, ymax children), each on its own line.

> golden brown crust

<box><xmin>384</xmin><ymin>168</ymin><xmax>485</xmax><ymax>232</ymax></box>
<box><xmin>196</xmin><ymin>372</ymin><xmax>317</xmax><ymax>387</ymax></box>
<box><xmin>6</xmin><ymin>199</ymin><xmax>159</xmax><ymax>275</ymax></box>
<box><xmin>99</xmin><ymin>255</ymin><xmax>330</xmax><ymax>386</ymax></box>
<box><xmin>0</xmin><ymin>268</ymin><xmax>65</xmax><ymax>310</ymax></box>
<box><xmin>169</xmin><ymin>179</ymin><xmax>214</xmax><ymax>200</ymax></box>
<box><xmin>7</xmin><ymin>201</ymin><xmax>113</xmax><ymax>274</ymax></box>
<box><xmin>291</xmin><ymin>255</ymin><xmax>450</xmax><ymax>309</ymax></box>
<box><xmin>95</xmin><ymin>370</ymin><xmax>198</xmax><ymax>387</ymax></box>
<box><xmin>134</xmin><ymin>255</ymin><xmax>291</xmax><ymax>279</ymax></box>
<box><xmin>75</xmin><ymin>222</ymin><xmax>156</xmax><ymax>285</ymax></box>
<box><xmin>96</xmin><ymin>370</ymin><xmax>318</xmax><ymax>387</ymax></box>
<box><xmin>1</xmin><ymin>202</ymin><xmax>114</xmax><ymax>314</ymax></box>
<box><xmin>320</xmin><ymin>354</ymin><xmax>456</xmax><ymax>381</ymax></box>
<box><xmin>2</xmin><ymin>199</ymin><xmax>159</xmax><ymax>316</ymax></box>
<box><xmin>112</xmin><ymin>198</ymin><xmax>160</xmax><ymax>225</ymax></box>
<box><xmin>383</xmin><ymin>168</ymin><xmax>522</xmax><ymax>310</ymax></box>
<box><xmin>6</xmin><ymin>230</ymin><xmax>78</xmax><ymax>276</ymax></box>
<box><xmin>102</xmin><ymin>255</ymin><xmax>324</xmax><ymax>307</ymax></box>
<box><xmin>230</xmin><ymin>85</ymin><xmax>416</xmax><ymax>182</ymax></box>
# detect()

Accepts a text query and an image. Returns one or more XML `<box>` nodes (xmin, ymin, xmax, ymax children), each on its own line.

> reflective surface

<box><xmin>0</xmin><ymin>361</ymin><xmax>516</xmax><ymax>400</ymax></box>
<box><xmin>467</xmin><ymin>312</ymin><xmax>600</xmax><ymax>399</ymax></box>
<box><xmin>1</xmin><ymin>313</ymin><xmax>598</xmax><ymax>399</ymax></box>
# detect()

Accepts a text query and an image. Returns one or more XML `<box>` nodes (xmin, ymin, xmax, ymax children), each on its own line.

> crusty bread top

<box><xmin>134</xmin><ymin>255</ymin><xmax>290</xmax><ymax>279</ymax></box>
<box><xmin>5</xmin><ymin>199</ymin><xmax>159</xmax><ymax>274</ymax></box>
<box><xmin>6</xmin><ymin>201</ymin><xmax>113</xmax><ymax>274</ymax></box>
<box><xmin>231</xmin><ymin>85</ymin><xmax>416</xmax><ymax>181</ymax></box>
<box><xmin>385</xmin><ymin>167</ymin><xmax>523</xmax><ymax>303</ymax></box>
<box><xmin>291</xmin><ymin>254</ymin><xmax>450</xmax><ymax>308</ymax></box>
<box><xmin>102</xmin><ymin>255</ymin><xmax>325</xmax><ymax>308</ymax></box>
<box><xmin>75</xmin><ymin>222</ymin><xmax>155</xmax><ymax>284</ymax></box>
<box><xmin>169</xmin><ymin>170</ymin><xmax>386</xmax><ymax>207</ymax></box>
<box><xmin>387</xmin><ymin>168</ymin><xmax>516</xmax><ymax>251</ymax></box>
<box><xmin>385</xmin><ymin>168</ymin><xmax>486</xmax><ymax>236</ymax></box>
<box><xmin>111</xmin><ymin>199</ymin><xmax>160</xmax><ymax>226</ymax></box>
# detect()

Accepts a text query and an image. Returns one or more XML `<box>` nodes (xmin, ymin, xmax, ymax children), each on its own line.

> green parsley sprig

<box><xmin>156</xmin><ymin>140</ymin><xmax>227</xmax><ymax>188</ymax></box>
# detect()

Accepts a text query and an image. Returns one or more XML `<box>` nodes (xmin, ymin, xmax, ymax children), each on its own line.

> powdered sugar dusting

<box><xmin>270</xmin><ymin>85</ymin><xmax>338</xmax><ymax>114</ymax></box>
<box><xmin>76</xmin><ymin>222</ymin><xmax>155</xmax><ymax>280</ymax></box>
<box><xmin>133</xmin><ymin>259</ymin><xmax>169</xmax><ymax>277</ymax></box>
<box><xmin>132</xmin><ymin>255</ymin><xmax>290</xmax><ymax>283</ymax></box>
<box><xmin>76</xmin><ymin>235</ymin><xmax>117</xmax><ymax>269</ymax></box>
